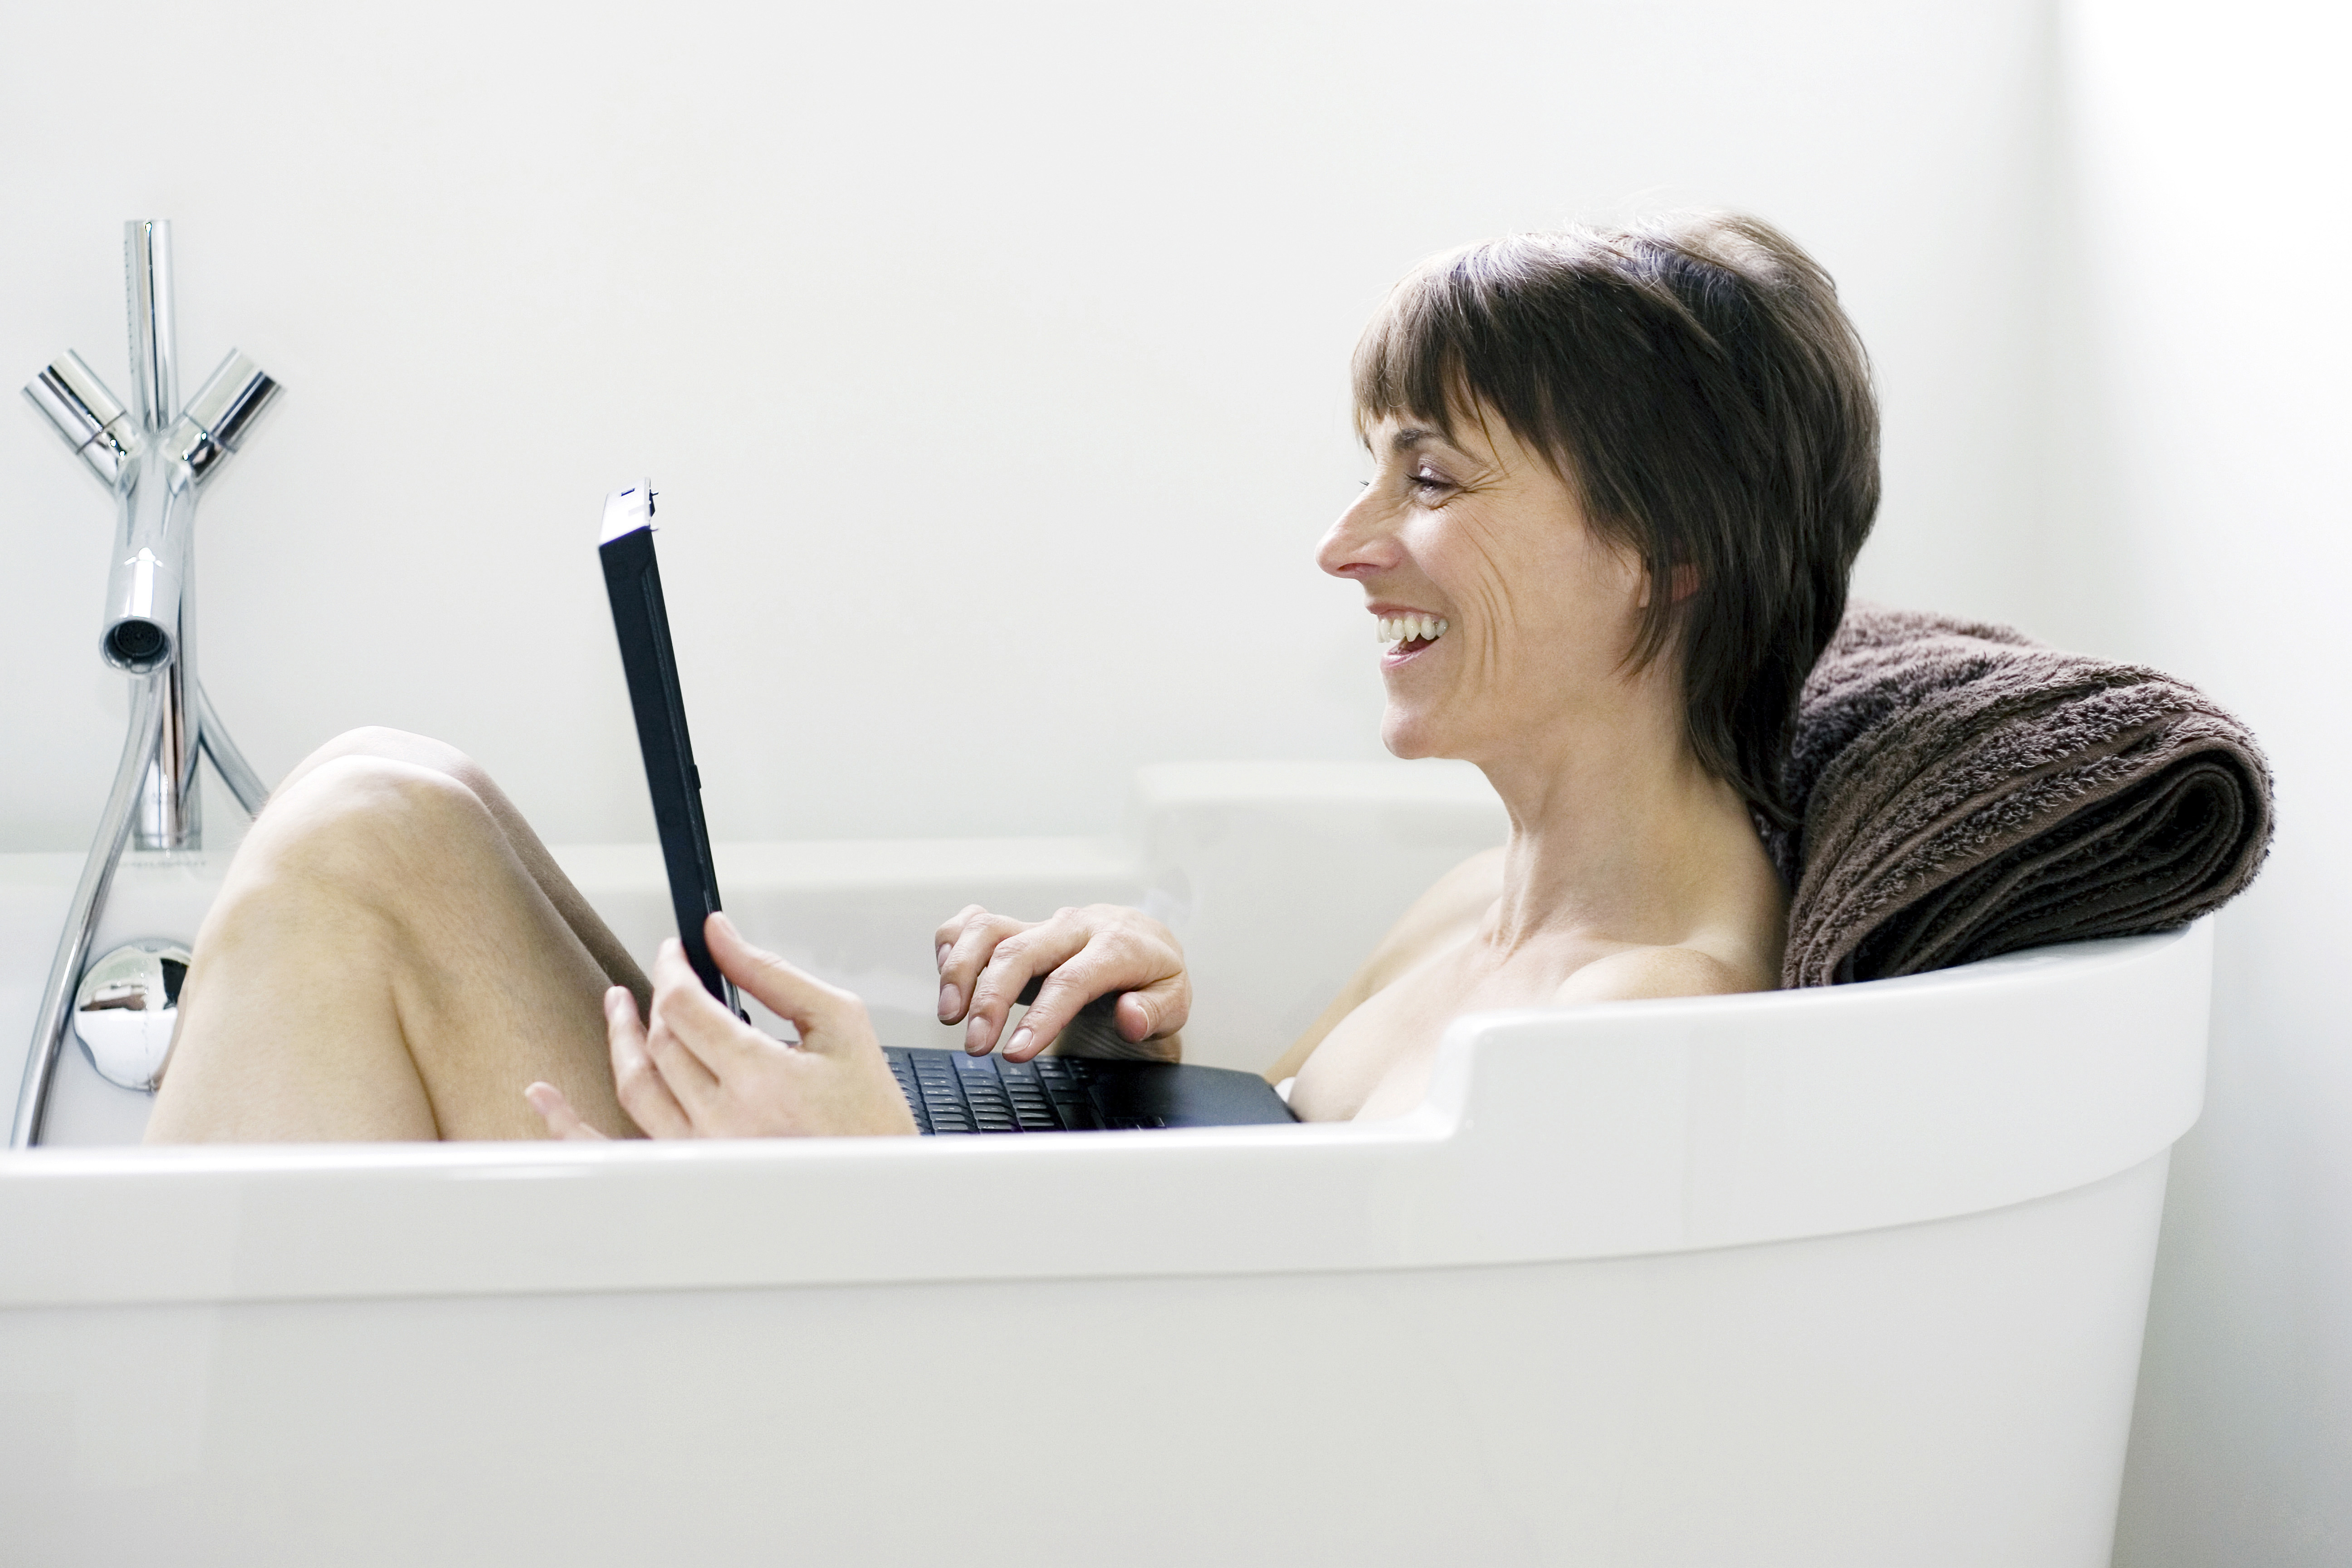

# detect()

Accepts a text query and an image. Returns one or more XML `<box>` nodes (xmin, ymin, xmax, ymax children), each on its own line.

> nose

<box><xmin>1317</xmin><ymin>486</ymin><xmax>1403</xmax><ymax>581</ymax></box>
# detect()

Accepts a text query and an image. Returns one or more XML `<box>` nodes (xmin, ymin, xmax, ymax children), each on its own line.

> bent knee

<box><xmin>251</xmin><ymin>754</ymin><xmax>499</xmax><ymax>894</ymax></box>
<box><xmin>289</xmin><ymin>725</ymin><xmax>487</xmax><ymax>793</ymax></box>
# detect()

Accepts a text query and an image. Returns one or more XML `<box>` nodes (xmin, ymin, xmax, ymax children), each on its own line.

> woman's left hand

<box><xmin>526</xmin><ymin>912</ymin><xmax>917</xmax><ymax>1140</ymax></box>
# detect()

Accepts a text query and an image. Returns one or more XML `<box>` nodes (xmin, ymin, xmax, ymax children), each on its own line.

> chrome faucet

<box><xmin>11</xmin><ymin>220</ymin><xmax>282</xmax><ymax>1148</ymax></box>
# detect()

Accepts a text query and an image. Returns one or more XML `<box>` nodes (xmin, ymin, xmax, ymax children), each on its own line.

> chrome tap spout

<box><xmin>101</xmin><ymin>457</ymin><xmax>195</xmax><ymax>674</ymax></box>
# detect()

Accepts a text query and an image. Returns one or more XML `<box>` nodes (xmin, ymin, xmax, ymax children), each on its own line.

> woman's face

<box><xmin>1318</xmin><ymin>407</ymin><xmax>1654</xmax><ymax>766</ymax></box>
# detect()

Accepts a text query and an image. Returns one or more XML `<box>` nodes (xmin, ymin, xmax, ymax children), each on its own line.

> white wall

<box><xmin>2049</xmin><ymin>5</ymin><xmax>2352</xmax><ymax>1564</ymax></box>
<box><xmin>0</xmin><ymin>0</ymin><xmax>2051</xmax><ymax>851</ymax></box>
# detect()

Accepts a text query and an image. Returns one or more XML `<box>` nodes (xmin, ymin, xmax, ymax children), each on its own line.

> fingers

<box><xmin>935</xmin><ymin>906</ymin><xmax>1033</xmax><ymax>1026</ymax></box>
<box><xmin>1000</xmin><ymin>959</ymin><xmax>1112</xmax><ymax>1061</ymax></box>
<box><xmin>641</xmin><ymin>942</ymin><xmax>736</xmax><ymax>1111</ymax></box>
<box><xmin>962</xmin><ymin>917</ymin><xmax>1091</xmax><ymax>1056</ymax></box>
<box><xmin>704</xmin><ymin>914</ymin><xmax>869</xmax><ymax>1058</ymax></box>
<box><xmin>523</xmin><ymin>1081</ymin><xmax>610</xmax><ymax>1140</ymax></box>
<box><xmin>1115</xmin><ymin>976</ymin><xmax>1189</xmax><ymax>1043</ymax></box>
<box><xmin>606</xmin><ymin>983</ymin><xmax>693</xmax><ymax>1138</ymax></box>
<box><xmin>929</xmin><ymin>904</ymin><xmax>1194</xmax><ymax>1059</ymax></box>
<box><xmin>1008</xmin><ymin>962</ymin><xmax>1186</xmax><ymax>1061</ymax></box>
<box><xmin>932</xmin><ymin>904</ymin><xmax>985</xmax><ymax>961</ymax></box>
<box><xmin>1001</xmin><ymin>916</ymin><xmax>1191</xmax><ymax>1059</ymax></box>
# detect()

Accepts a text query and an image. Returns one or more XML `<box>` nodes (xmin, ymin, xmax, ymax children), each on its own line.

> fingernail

<box><xmin>1007</xmin><ymin>1026</ymin><xmax>1032</xmax><ymax>1057</ymax></box>
<box><xmin>936</xmin><ymin>943</ymin><xmax>951</xmax><ymax>969</ymax></box>
<box><xmin>938</xmin><ymin>982</ymin><xmax>959</xmax><ymax>1021</ymax></box>
<box><xmin>965</xmin><ymin>1016</ymin><xmax>990</xmax><ymax>1054</ymax></box>
<box><xmin>714</xmin><ymin>912</ymin><xmax>737</xmax><ymax>933</ymax></box>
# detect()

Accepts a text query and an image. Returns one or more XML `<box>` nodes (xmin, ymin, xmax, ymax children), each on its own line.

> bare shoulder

<box><xmin>1374</xmin><ymin>846</ymin><xmax>1505</xmax><ymax>959</ymax></box>
<box><xmin>1556</xmin><ymin>943</ymin><xmax>1773</xmax><ymax>1006</ymax></box>
<box><xmin>1262</xmin><ymin>846</ymin><xmax>1503</xmax><ymax>1084</ymax></box>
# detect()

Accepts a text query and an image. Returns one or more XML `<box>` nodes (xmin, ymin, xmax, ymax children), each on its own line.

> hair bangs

<box><xmin>1349</xmin><ymin>251</ymin><xmax>1491</xmax><ymax>449</ymax></box>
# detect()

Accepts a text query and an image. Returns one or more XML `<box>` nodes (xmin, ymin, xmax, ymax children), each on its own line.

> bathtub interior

<box><xmin>0</xmin><ymin>759</ymin><xmax>1510</xmax><ymax>1147</ymax></box>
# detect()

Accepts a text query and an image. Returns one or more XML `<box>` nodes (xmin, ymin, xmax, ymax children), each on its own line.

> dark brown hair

<box><xmin>1351</xmin><ymin>212</ymin><xmax>1880</xmax><ymax>829</ymax></box>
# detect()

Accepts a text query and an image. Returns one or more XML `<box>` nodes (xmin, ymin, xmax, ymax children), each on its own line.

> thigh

<box><xmin>150</xmin><ymin>757</ymin><xmax>634</xmax><ymax>1143</ymax></box>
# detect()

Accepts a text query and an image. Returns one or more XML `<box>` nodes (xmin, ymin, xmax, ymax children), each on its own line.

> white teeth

<box><xmin>1373</xmin><ymin>613</ymin><xmax>1450</xmax><ymax>645</ymax></box>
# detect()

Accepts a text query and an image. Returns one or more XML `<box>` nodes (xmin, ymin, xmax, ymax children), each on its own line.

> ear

<box><xmin>1636</xmin><ymin>562</ymin><xmax>1701</xmax><ymax>610</ymax></box>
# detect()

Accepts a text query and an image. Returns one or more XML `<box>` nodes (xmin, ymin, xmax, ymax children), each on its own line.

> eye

<box><xmin>1408</xmin><ymin>465</ymin><xmax>1453</xmax><ymax>496</ymax></box>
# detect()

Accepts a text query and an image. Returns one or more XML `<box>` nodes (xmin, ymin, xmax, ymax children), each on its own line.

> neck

<box><xmin>1474</xmin><ymin>695</ymin><xmax>1769</xmax><ymax>955</ymax></box>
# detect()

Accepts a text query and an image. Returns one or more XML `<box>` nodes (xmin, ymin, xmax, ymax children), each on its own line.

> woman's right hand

<box><xmin>934</xmin><ymin>904</ymin><xmax>1189</xmax><ymax>1063</ymax></box>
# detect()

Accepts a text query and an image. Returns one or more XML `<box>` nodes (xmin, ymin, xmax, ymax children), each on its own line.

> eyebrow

<box><xmin>1388</xmin><ymin>427</ymin><xmax>1441</xmax><ymax>456</ymax></box>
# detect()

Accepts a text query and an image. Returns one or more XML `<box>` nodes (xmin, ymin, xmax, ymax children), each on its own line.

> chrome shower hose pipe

<box><xmin>196</xmin><ymin>680</ymin><xmax>270</xmax><ymax>818</ymax></box>
<box><xmin>11</xmin><ymin>676</ymin><xmax>167</xmax><ymax>1149</ymax></box>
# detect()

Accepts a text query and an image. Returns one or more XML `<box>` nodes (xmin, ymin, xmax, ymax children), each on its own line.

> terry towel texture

<box><xmin>1775</xmin><ymin>605</ymin><xmax>2273</xmax><ymax>987</ymax></box>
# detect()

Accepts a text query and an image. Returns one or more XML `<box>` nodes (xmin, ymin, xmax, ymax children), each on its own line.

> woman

<box><xmin>145</xmin><ymin>211</ymin><xmax>1878</xmax><ymax>1143</ymax></box>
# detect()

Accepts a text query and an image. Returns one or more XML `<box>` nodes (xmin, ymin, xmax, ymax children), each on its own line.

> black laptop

<box><xmin>597</xmin><ymin>481</ymin><xmax>1296</xmax><ymax>1134</ymax></box>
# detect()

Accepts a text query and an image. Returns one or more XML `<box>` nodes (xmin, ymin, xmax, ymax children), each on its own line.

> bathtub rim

<box><xmin>0</xmin><ymin>920</ymin><xmax>2211</xmax><ymax>1311</ymax></box>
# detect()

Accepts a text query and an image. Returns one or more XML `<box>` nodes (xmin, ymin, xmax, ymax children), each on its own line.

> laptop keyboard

<box><xmin>885</xmin><ymin>1047</ymin><xmax>1167</xmax><ymax>1134</ymax></box>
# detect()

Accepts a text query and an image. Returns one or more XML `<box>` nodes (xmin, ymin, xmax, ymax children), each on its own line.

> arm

<box><xmin>925</xmin><ymin>845</ymin><xmax>1507</xmax><ymax>1079</ymax></box>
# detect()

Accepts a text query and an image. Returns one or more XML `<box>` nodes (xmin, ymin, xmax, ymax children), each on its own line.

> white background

<box><xmin>2051</xmin><ymin>6</ymin><xmax>2352</xmax><ymax>1563</ymax></box>
<box><xmin>0</xmin><ymin>2</ymin><xmax>2342</xmax><ymax>1562</ymax></box>
<box><xmin>0</xmin><ymin>0</ymin><xmax>2052</xmax><ymax>847</ymax></box>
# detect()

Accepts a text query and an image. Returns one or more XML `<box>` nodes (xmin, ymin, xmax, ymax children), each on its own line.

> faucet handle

<box><xmin>22</xmin><ymin>350</ymin><xmax>143</xmax><ymax>486</ymax></box>
<box><xmin>168</xmin><ymin>349</ymin><xmax>283</xmax><ymax>484</ymax></box>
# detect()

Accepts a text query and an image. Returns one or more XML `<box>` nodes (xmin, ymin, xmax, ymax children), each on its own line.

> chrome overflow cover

<box><xmin>73</xmin><ymin>940</ymin><xmax>192</xmax><ymax>1091</ymax></box>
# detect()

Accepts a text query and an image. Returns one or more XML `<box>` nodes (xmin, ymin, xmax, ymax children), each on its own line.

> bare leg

<box><xmin>273</xmin><ymin>727</ymin><xmax>650</xmax><ymax>1016</ymax></box>
<box><xmin>147</xmin><ymin>731</ymin><xmax>641</xmax><ymax>1143</ymax></box>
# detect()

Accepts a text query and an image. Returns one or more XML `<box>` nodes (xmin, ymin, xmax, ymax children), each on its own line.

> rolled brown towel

<box><xmin>1774</xmin><ymin>605</ymin><xmax>2274</xmax><ymax>987</ymax></box>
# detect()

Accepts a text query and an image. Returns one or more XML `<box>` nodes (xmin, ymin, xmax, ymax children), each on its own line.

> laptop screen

<box><xmin>598</xmin><ymin>481</ymin><xmax>738</xmax><ymax>1014</ymax></box>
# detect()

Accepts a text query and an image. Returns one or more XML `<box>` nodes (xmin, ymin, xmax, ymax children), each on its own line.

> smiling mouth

<box><xmin>1376</xmin><ymin>613</ymin><xmax>1449</xmax><ymax>655</ymax></box>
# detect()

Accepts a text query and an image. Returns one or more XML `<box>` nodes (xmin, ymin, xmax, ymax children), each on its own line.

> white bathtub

<box><xmin>0</xmin><ymin>762</ymin><xmax>2207</xmax><ymax>1566</ymax></box>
